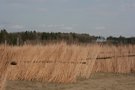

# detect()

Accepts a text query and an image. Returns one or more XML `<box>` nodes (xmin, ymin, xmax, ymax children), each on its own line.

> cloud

<box><xmin>53</xmin><ymin>24</ymin><xmax>65</xmax><ymax>27</ymax></box>
<box><xmin>38</xmin><ymin>24</ymin><xmax>73</xmax><ymax>30</ymax></box>
<box><xmin>61</xmin><ymin>26</ymin><xmax>73</xmax><ymax>30</ymax></box>
<box><xmin>38</xmin><ymin>24</ymin><xmax>65</xmax><ymax>28</ymax></box>
<box><xmin>38</xmin><ymin>24</ymin><xmax>47</xmax><ymax>28</ymax></box>
<box><xmin>0</xmin><ymin>25</ymin><xmax>5</xmax><ymax>29</ymax></box>
<box><xmin>0</xmin><ymin>24</ymin><xmax>25</xmax><ymax>32</ymax></box>
<box><xmin>47</xmin><ymin>24</ymin><xmax>54</xmax><ymax>28</ymax></box>
<box><xmin>95</xmin><ymin>26</ymin><xmax>105</xmax><ymax>30</ymax></box>
<box><xmin>10</xmin><ymin>25</ymin><xmax>24</xmax><ymax>29</ymax></box>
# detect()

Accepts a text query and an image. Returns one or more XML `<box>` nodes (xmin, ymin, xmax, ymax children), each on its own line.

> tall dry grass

<box><xmin>94</xmin><ymin>45</ymin><xmax>135</xmax><ymax>73</ymax></box>
<box><xmin>0</xmin><ymin>43</ymin><xmax>135</xmax><ymax>85</ymax></box>
<box><xmin>0</xmin><ymin>43</ymin><xmax>100</xmax><ymax>83</ymax></box>
<box><xmin>0</xmin><ymin>45</ymin><xmax>14</xmax><ymax>90</ymax></box>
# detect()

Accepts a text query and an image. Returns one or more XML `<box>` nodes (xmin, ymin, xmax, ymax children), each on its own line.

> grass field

<box><xmin>0</xmin><ymin>43</ymin><xmax>135</xmax><ymax>89</ymax></box>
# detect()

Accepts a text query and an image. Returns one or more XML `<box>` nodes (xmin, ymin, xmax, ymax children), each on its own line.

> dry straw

<box><xmin>0</xmin><ymin>45</ymin><xmax>14</xmax><ymax>90</ymax></box>
<box><xmin>0</xmin><ymin>43</ymin><xmax>135</xmax><ymax>84</ymax></box>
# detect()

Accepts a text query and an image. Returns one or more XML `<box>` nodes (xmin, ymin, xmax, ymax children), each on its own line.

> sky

<box><xmin>0</xmin><ymin>0</ymin><xmax>135</xmax><ymax>37</ymax></box>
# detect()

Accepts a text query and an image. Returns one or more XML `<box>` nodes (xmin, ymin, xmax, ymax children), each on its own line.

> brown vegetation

<box><xmin>94</xmin><ymin>45</ymin><xmax>135</xmax><ymax>73</ymax></box>
<box><xmin>0</xmin><ymin>43</ymin><xmax>135</xmax><ymax>86</ymax></box>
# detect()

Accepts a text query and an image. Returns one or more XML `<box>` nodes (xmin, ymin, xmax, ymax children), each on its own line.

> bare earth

<box><xmin>6</xmin><ymin>73</ymin><xmax>135</xmax><ymax>90</ymax></box>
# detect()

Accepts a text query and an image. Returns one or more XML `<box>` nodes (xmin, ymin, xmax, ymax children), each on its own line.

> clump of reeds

<box><xmin>0</xmin><ymin>43</ymin><xmax>100</xmax><ymax>83</ymax></box>
<box><xmin>0</xmin><ymin>43</ymin><xmax>135</xmax><ymax>84</ymax></box>
<box><xmin>94</xmin><ymin>45</ymin><xmax>135</xmax><ymax>73</ymax></box>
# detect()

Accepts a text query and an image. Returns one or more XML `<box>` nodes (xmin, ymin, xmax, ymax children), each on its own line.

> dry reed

<box><xmin>0</xmin><ymin>43</ymin><xmax>100</xmax><ymax>83</ymax></box>
<box><xmin>0</xmin><ymin>43</ymin><xmax>135</xmax><ymax>84</ymax></box>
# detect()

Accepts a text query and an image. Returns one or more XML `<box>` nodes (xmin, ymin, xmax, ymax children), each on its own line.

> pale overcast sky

<box><xmin>0</xmin><ymin>0</ymin><xmax>135</xmax><ymax>37</ymax></box>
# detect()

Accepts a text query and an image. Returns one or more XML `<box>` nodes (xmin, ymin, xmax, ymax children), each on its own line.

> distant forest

<box><xmin>0</xmin><ymin>29</ymin><xmax>135</xmax><ymax>45</ymax></box>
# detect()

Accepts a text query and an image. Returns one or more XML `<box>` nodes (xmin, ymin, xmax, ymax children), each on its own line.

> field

<box><xmin>6</xmin><ymin>73</ymin><xmax>135</xmax><ymax>90</ymax></box>
<box><xmin>0</xmin><ymin>43</ymin><xmax>135</xmax><ymax>89</ymax></box>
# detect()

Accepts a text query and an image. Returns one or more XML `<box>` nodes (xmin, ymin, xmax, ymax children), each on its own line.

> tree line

<box><xmin>107</xmin><ymin>36</ymin><xmax>135</xmax><ymax>45</ymax></box>
<box><xmin>0</xmin><ymin>29</ymin><xmax>135</xmax><ymax>45</ymax></box>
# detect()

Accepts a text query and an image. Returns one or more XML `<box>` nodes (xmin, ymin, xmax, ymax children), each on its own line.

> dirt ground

<box><xmin>6</xmin><ymin>73</ymin><xmax>135</xmax><ymax>90</ymax></box>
